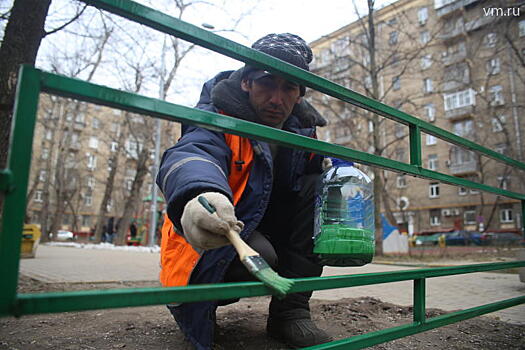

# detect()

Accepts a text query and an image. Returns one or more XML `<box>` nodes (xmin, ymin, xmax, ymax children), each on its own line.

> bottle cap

<box><xmin>330</xmin><ymin>157</ymin><xmax>354</xmax><ymax>167</ymax></box>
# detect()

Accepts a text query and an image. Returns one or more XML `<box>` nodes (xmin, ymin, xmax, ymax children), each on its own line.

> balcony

<box><xmin>439</xmin><ymin>22</ymin><xmax>465</xmax><ymax>41</ymax></box>
<box><xmin>449</xmin><ymin>160</ymin><xmax>478</xmax><ymax>175</ymax></box>
<box><xmin>436</xmin><ymin>0</ymin><xmax>480</xmax><ymax>18</ymax></box>
<box><xmin>442</xmin><ymin>49</ymin><xmax>466</xmax><ymax>66</ymax></box>
<box><xmin>445</xmin><ymin>105</ymin><xmax>474</xmax><ymax>120</ymax></box>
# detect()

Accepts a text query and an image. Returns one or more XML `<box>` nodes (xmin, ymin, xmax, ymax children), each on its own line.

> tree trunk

<box><xmin>0</xmin><ymin>0</ymin><xmax>51</xmax><ymax>225</ymax></box>
<box><xmin>94</xmin><ymin>128</ymin><xmax>126</xmax><ymax>242</ymax></box>
<box><xmin>114</xmin><ymin>147</ymin><xmax>150</xmax><ymax>246</ymax></box>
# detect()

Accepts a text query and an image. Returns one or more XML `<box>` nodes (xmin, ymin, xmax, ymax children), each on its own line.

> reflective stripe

<box><xmin>161</xmin><ymin>156</ymin><xmax>226</xmax><ymax>193</ymax></box>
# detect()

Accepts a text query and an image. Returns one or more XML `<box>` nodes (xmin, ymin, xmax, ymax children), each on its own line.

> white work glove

<box><xmin>181</xmin><ymin>192</ymin><xmax>244</xmax><ymax>250</ymax></box>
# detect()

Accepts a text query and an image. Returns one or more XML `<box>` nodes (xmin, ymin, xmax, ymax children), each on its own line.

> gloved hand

<box><xmin>181</xmin><ymin>192</ymin><xmax>244</xmax><ymax>250</ymax></box>
<box><xmin>322</xmin><ymin>157</ymin><xmax>333</xmax><ymax>171</ymax></box>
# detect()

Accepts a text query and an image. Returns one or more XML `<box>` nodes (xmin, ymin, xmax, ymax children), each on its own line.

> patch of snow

<box><xmin>46</xmin><ymin>242</ymin><xmax>160</xmax><ymax>253</ymax></box>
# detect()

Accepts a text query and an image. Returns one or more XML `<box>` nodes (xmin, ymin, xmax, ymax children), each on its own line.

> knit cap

<box><xmin>242</xmin><ymin>33</ymin><xmax>313</xmax><ymax>95</ymax></box>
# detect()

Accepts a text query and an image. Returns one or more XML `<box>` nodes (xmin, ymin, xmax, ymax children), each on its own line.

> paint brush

<box><xmin>198</xmin><ymin>196</ymin><xmax>294</xmax><ymax>298</ymax></box>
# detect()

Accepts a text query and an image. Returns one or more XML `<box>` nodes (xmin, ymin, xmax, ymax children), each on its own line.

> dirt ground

<box><xmin>1</xmin><ymin>249</ymin><xmax>524</xmax><ymax>350</ymax></box>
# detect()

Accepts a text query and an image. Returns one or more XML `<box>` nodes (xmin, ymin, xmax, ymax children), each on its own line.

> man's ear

<box><xmin>241</xmin><ymin>79</ymin><xmax>251</xmax><ymax>92</ymax></box>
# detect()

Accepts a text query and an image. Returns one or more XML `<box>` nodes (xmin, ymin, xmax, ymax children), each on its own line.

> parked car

<box><xmin>51</xmin><ymin>230</ymin><xmax>75</xmax><ymax>241</ymax></box>
<box><xmin>414</xmin><ymin>233</ymin><xmax>444</xmax><ymax>246</ymax></box>
<box><xmin>481</xmin><ymin>232</ymin><xmax>523</xmax><ymax>247</ymax></box>
<box><xmin>443</xmin><ymin>230</ymin><xmax>482</xmax><ymax>246</ymax></box>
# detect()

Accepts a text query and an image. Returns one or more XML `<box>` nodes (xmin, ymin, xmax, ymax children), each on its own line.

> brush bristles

<box><xmin>254</xmin><ymin>268</ymin><xmax>294</xmax><ymax>297</ymax></box>
<box><xmin>241</xmin><ymin>255</ymin><xmax>294</xmax><ymax>297</ymax></box>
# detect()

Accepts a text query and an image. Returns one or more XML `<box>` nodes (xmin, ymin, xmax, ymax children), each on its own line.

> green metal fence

<box><xmin>0</xmin><ymin>0</ymin><xmax>524</xmax><ymax>349</ymax></box>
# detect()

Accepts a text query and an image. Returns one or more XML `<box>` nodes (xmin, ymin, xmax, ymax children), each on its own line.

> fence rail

<box><xmin>0</xmin><ymin>0</ymin><xmax>524</xmax><ymax>349</ymax></box>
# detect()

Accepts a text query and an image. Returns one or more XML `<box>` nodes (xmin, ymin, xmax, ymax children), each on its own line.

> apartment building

<box><xmin>308</xmin><ymin>0</ymin><xmax>524</xmax><ymax>234</ymax></box>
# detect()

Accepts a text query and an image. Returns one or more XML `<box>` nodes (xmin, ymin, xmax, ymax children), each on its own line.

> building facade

<box><xmin>26</xmin><ymin>95</ymin><xmax>179</xmax><ymax>237</ymax></box>
<box><xmin>308</xmin><ymin>0</ymin><xmax>524</xmax><ymax>235</ymax></box>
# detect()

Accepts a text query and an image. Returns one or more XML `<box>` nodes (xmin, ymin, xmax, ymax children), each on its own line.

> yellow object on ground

<box><xmin>21</xmin><ymin>224</ymin><xmax>41</xmax><ymax>258</ymax></box>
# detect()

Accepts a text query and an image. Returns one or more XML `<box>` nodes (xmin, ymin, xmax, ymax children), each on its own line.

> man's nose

<box><xmin>268</xmin><ymin>89</ymin><xmax>284</xmax><ymax>105</ymax></box>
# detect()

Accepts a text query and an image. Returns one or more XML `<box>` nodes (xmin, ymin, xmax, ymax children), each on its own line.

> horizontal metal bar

<box><xmin>35</xmin><ymin>67</ymin><xmax>525</xmax><ymax>200</ymax></box>
<box><xmin>306</xmin><ymin>295</ymin><xmax>525</xmax><ymax>349</ymax></box>
<box><xmin>80</xmin><ymin>0</ymin><xmax>525</xmax><ymax>172</ymax></box>
<box><xmin>11</xmin><ymin>261</ymin><xmax>525</xmax><ymax>316</ymax></box>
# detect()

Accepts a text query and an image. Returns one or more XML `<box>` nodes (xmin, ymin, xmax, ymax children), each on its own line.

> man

<box><xmin>157</xmin><ymin>33</ymin><xmax>331</xmax><ymax>349</ymax></box>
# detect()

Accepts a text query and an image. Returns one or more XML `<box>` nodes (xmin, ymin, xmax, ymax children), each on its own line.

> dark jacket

<box><xmin>156</xmin><ymin>69</ymin><xmax>325</xmax><ymax>349</ymax></box>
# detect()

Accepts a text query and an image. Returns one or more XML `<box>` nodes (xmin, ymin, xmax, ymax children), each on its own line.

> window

<box><xmin>443</xmin><ymin>89</ymin><xmax>475</xmax><ymax>111</ymax></box>
<box><xmin>430</xmin><ymin>209</ymin><xmax>441</xmax><ymax>226</ymax></box>
<box><xmin>497</xmin><ymin>176</ymin><xmax>509</xmax><ymax>190</ymax></box>
<box><xmin>87</xmin><ymin>176</ymin><xmax>95</xmax><ymax>190</ymax></box>
<box><xmin>420</xmin><ymin>54</ymin><xmax>432</xmax><ymax>69</ymax></box>
<box><xmin>429</xmin><ymin>182</ymin><xmax>439</xmax><ymax>198</ymax></box>
<box><xmin>426</xmin><ymin>134</ymin><xmax>437</xmax><ymax>145</ymax></box>
<box><xmin>75</xmin><ymin>113</ymin><xmax>85</xmax><ymax>124</ymax></box>
<box><xmin>82</xmin><ymin>215</ymin><xmax>91</xmax><ymax>227</ymax></box>
<box><xmin>395</xmin><ymin>148</ymin><xmax>406</xmax><ymax>162</ymax></box>
<box><xmin>424</xmin><ymin>104</ymin><xmax>435</xmax><ymax>122</ymax></box>
<box><xmin>394</xmin><ymin>124</ymin><xmax>405</xmax><ymax>138</ymax></box>
<box><xmin>368</xmin><ymin>120</ymin><xmax>374</xmax><ymax>133</ymax></box>
<box><xmin>500</xmin><ymin>206</ymin><xmax>513</xmax><ymax>223</ymax></box>
<box><xmin>389</xmin><ymin>31</ymin><xmax>398</xmax><ymax>45</ymax></box>
<box><xmin>87</xmin><ymin>153</ymin><xmax>97</xmax><ymax>170</ymax></box>
<box><xmin>520</xmin><ymin>20</ymin><xmax>525</xmax><ymax>37</ymax></box>
<box><xmin>418</xmin><ymin>7</ymin><xmax>428</xmax><ymax>25</ymax></box>
<box><xmin>420</xmin><ymin>31</ymin><xmax>430</xmax><ymax>44</ymax></box>
<box><xmin>392</xmin><ymin>76</ymin><xmax>400</xmax><ymax>90</ymax></box>
<box><xmin>495</xmin><ymin>143</ymin><xmax>508</xmax><ymax>155</ymax></box>
<box><xmin>423</xmin><ymin>78</ymin><xmax>433</xmax><ymax>93</ymax></box>
<box><xmin>39</xmin><ymin>170</ymin><xmax>47</xmax><ymax>182</ymax></box>
<box><xmin>106</xmin><ymin>199</ymin><xmax>113</xmax><ymax>212</ymax></box>
<box><xmin>84</xmin><ymin>193</ymin><xmax>92</xmax><ymax>206</ymax></box>
<box><xmin>428</xmin><ymin>154</ymin><xmax>438</xmax><ymax>170</ymax></box>
<box><xmin>92</xmin><ymin>117</ymin><xmax>100</xmax><ymax>129</ymax></box>
<box><xmin>486</xmin><ymin>58</ymin><xmax>500</xmax><ymax>75</ymax></box>
<box><xmin>451</xmin><ymin>146</ymin><xmax>475</xmax><ymax>164</ymax></box>
<box><xmin>125</xmin><ymin>139</ymin><xmax>143</xmax><ymax>159</ymax></box>
<box><xmin>111</xmin><ymin>122</ymin><xmax>121</xmax><ymax>136</ymax></box>
<box><xmin>34</xmin><ymin>190</ymin><xmax>43</xmax><ymax>203</ymax></box>
<box><xmin>468</xmin><ymin>175</ymin><xmax>479</xmax><ymax>194</ymax></box>
<box><xmin>111</xmin><ymin>141</ymin><xmax>118</xmax><ymax>152</ymax></box>
<box><xmin>396</xmin><ymin>175</ymin><xmax>407</xmax><ymax>188</ymax></box>
<box><xmin>453</xmin><ymin>119</ymin><xmax>473</xmax><ymax>137</ymax></box>
<box><xmin>464</xmin><ymin>208</ymin><xmax>476</xmax><ymax>225</ymax></box>
<box><xmin>89</xmin><ymin>136</ymin><xmax>99</xmax><ymax>149</ymax></box>
<box><xmin>491</xmin><ymin>116</ymin><xmax>505</xmax><ymax>132</ymax></box>
<box><xmin>489</xmin><ymin>85</ymin><xmax>504</xmax><ymax>105</ymax></box>
<box><xmin>484</xmin><ymin>33</ymin><xmax>497</xmax><ymax>48</ymax></box>
<box><xmin>125</xmin><ymin>178</ymin><xmax>134</xmax><ymax>191</ymax></box>
<box><xmin>45</xmin><ymin>129</ymin><xmax>53</xmax><ymax>141</ymax></box>
<box><xmin>41</xmin><ymin>148</ymin><xmax>49</xmax><ymax>160</ymax></box>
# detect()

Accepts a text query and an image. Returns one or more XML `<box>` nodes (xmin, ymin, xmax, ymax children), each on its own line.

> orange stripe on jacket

<box><xmin>159</xmin><ymin>134</ymin><xmax>254</xmax><ymax>287</ymax></box>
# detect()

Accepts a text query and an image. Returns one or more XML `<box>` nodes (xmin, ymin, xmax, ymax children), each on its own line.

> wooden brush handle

<box><xmin>224</xmin><ymin>228</ymin><xmax>258</xmax><ymax>260</ymax></box>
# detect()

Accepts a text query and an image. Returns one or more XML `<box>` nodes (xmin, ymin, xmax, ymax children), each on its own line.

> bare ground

<box><xmin>1</xmin><ymin>248</ymin><xmax>524</xmax><ymax>350</ymax></box>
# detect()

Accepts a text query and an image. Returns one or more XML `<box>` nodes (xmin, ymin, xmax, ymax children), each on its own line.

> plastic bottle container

<box><xmin>314</xmin><ymin>158</ymin><xmax>375</xmax><ymax>266</ymax></box>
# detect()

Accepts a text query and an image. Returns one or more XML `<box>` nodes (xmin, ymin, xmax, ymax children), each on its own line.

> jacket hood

<box><xmin>209</xmin><ymin>68</ymin><xmax>327</xmax><ymax>129</ymax></box>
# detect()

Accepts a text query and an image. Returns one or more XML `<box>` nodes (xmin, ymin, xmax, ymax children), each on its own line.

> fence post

<box><xmin>0</xmin><ymin>66</ymin><xmax>41</xmax><ymax>316</ymax></box>
<box><xmin>413</xmin><ymin>278</ymin><xmax>426</xmax><ymax>324</ymax></box>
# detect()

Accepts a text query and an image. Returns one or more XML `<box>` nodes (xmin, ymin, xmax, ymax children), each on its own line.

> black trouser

<box><xmin>223</xmin><ymin>174</ymin><xmax>323</xmax><ymax>318</ymax></box>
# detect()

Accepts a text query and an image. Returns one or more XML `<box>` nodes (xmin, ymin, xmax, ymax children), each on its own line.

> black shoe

<box><xmin>267</xmin><ymin>316</ymin><xmax>332</xmax><ymax>348</ymax></box>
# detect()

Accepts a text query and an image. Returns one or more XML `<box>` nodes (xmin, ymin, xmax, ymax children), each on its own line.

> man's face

<box><xmin>241</xmin><ymin>74</ymin><xmax>302</xmax><ymax>127</ymax></box>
